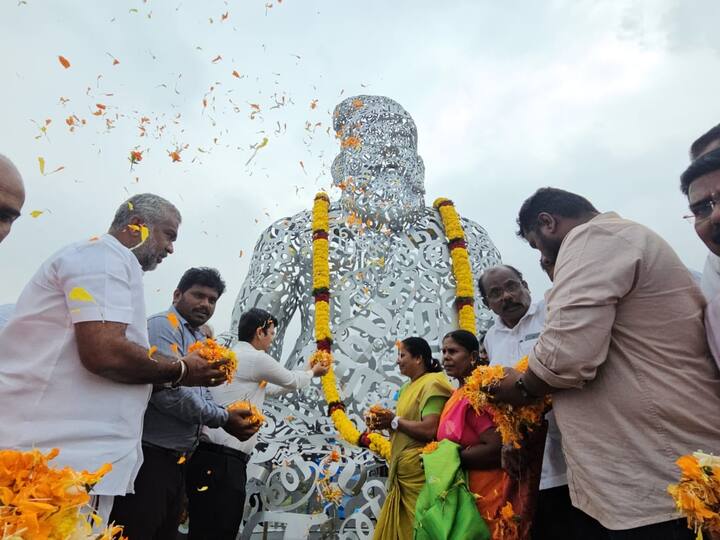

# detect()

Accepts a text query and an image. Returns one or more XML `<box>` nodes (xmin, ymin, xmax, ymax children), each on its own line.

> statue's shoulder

<box><xmin>257</xmin><ymin>209</ymin><xmax>312</xmax><ymax>242</ymax></box>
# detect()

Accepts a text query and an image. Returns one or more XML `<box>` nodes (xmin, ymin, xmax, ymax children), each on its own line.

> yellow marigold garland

<box><xmin>311</xmin><ymin>192</ymin><xmax>391</xmax><ymax>460</ymax></box>
<box><xmin>433</xmin><ymin>197</ymin><xmax>477</xmax><ymax>333</ymax></box>
<box><xmin>0</xmin><ymin>448</ymin><xmax>125</xmax><ymax>539</ymax></box>
<box><xmin>462</xmin><ymin>356</ymin><xmax>549</xmax><ymax>448</ymax></box>
<box><xmin>668</xmin><ymin>451</ymin><xmax>720</xmax><ymax>538</ymax></box>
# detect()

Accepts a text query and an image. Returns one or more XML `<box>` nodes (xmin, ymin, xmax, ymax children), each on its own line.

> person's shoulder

<box><xmin>147</xmin><ymin>309</ymin><xmax>174</xmax><ymax>325</ymax></box>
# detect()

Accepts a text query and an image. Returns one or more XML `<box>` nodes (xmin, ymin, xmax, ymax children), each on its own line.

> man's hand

<box><xmin>223</xmin><ymin>407</ymin><xmax>261</xmax><ymax>442</ymax></box>
<box><xmin>486</xmin><ymin>367</ymin><xmax>535</xmax><ymax>407</ymax></box>
<box><xmin>181</xmin><ymin>351</ymin><xmax>228</xmax><ymax>387</ymax></box>
<box><xmin>311</xmin><ymin>362</ymin><xmax>329</xmax><ymax>377</ymax></box>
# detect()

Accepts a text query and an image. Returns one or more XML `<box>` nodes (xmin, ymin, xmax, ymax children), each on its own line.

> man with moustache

<box><xmin>680</xmin><ymin>145</ymin><xmax>720</xmax><ymax>369</ymax></box>
<box><xmin>479</xmin><ymin>265</ymin><xmax>573</xmax><ymax>539</ymax></box>
<box><xmin>488</xmin><ymin>187</ymin><xmax>720</xmax><ymax>539</ymax></box>
<box><xmin>110</xmin><ymin>267</ymin><xmax>260</xmax><ymax>540</ymax></box>
<box><xmin>688</xmin><ymin>124</ymin><xmax>720</xmax><ymax>300</ymax></box>
<box><xmin>0</xmin><ymin>194</ymin><xmax>229</xmax><ymax>524</ymax></box>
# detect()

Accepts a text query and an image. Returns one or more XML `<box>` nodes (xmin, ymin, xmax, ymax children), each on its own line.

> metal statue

<box><xmin>229</xmin><ymin>95</ymin><xmax>501</xmax><ymax>539</ymax></box>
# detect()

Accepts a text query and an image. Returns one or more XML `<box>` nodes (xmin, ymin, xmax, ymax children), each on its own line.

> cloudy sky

<box><xmin>1</xmin><ymin>0</ymin><xmax>718</xmax><ymax>349</ymax></box>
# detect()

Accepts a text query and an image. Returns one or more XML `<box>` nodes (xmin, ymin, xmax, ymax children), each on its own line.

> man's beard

<box><xmin>133</xmin><ymin>242</ymin><xmax>159</xmax><ymax>271</ymax></box>
<box><xmin>538</xmin><ymin>231</ymin><xmax>563</xmax><ymax>265</ymax></box>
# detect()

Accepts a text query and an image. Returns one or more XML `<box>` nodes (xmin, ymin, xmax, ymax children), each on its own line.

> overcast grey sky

<box><xmin>1</xmin><ymin>0</ymin><xmax>717</xmax><ymax>337</ymax></box>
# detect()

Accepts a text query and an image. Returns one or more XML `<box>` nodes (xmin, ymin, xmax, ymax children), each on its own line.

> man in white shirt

<box><xmin>0</xmin><ymin>193</ymin><xmax>230</xmax><ymax>523</ymax></box>
<box><xmin>480</xmin><ymin>264</ymin><xmax>576</xmax><ymax>540</ymax></box>
<box><xmin>0</xmin><ymin>154</ymin><xmax>25</xmax><ymax>244</ymax></box>
<box><xmin>187</xmin><ymin>308</ymin><xmax>328</xmax><ymax>540</ymax></box>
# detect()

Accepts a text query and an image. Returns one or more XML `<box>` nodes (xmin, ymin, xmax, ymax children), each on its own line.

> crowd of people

<box><xmin>1</xmin><ymin>120</ymin><xmax>720</xmax><ymax>540</ymax></box>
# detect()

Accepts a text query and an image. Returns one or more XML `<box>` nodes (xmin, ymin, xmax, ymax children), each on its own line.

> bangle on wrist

<box><xmin>390</xmin><ymin>416</ymin><xmax>400</xmax><ymax>431</ymax></box>
<box><xmin>171</xmin><ymin>360</ymin><xmax>187</xmax><ymax>388</ymax></box>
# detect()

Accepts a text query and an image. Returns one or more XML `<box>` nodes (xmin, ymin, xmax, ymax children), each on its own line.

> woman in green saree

<box><xmin>369</xmin><ymin>337</ymin><xmax>453</xmax><ymax>540</ymax></box>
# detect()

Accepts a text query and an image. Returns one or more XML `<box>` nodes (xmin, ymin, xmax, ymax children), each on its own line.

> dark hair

<box><xmin>680</xmin><ymin>147</ymin><xmax>720</xmax><ymax>195</ymax></box>
<box><xmin>516</xmin><ymin>187</ymin><xmax>598</xmax><ymax>237</ymax></box>
<box><xmin>177</xmin><ymin>267</ymin><xmax>226</xmax><ymax>296</ymax></box>
<box><xmin>237</xmin><ymin>308</ymin><xmax>278</xmax><ymax>342</ymax></box>
<box><xmin>477</xmin><ymin>264</ymin><xmax>524</xmax><ymax>301</ymax></box>
<box><xmin>442</xmin><ymin>330</ymin><xmax>479</xmax><ymax>354</ymax></box>
<box><xmin>690</xmin><ymin>124</ymin><xmax>720</xmax><ymax>160</ymax></box>
<box><xmin>401</xmin><ymin>337</ymin><xmax>442</xmax><ymax>373</ymax></box>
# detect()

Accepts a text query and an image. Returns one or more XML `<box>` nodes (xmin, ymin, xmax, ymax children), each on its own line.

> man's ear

<box><xmin>537</xmin><ymin>212</ymin><xmax>557</xmax><ymax>233</ymax></box>
<box><xmin>172</xmin><ymin>288</ymin><xmax>181</xmax><ymax>304</ymax></box>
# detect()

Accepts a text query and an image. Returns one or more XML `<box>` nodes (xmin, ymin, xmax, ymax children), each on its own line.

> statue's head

<box><xmin>331</xmin><ymin>95</ymin><xmax>425</xmax><ymax>229</ymax></box>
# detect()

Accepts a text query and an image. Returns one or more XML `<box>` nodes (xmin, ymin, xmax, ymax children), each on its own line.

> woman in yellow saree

<box><xmin>369</xmin><ymin>337</ymin><xmax>453</xmax><ymax>540</ymax></box>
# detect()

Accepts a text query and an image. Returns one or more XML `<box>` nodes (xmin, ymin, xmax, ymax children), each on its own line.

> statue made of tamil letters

<box><xmin>229</xmin><ymin>95</ymin><xmax>501</xmax><ymax>538</ymax></box>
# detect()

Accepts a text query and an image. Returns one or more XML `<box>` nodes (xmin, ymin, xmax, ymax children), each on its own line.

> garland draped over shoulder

<box><xmin>310</xmin><ymin>193</ymin><xmax>477</xmax><ymax>459</ymax></box>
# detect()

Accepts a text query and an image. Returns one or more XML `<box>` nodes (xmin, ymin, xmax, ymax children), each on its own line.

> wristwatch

<box><xmin>390</xmin><ymin>416</ymin><xmax>400</xmax><ymax>430</ymax></box>
<box><xmin>514</xmin><ymin>377</ymin><xmax>537</xmax><ymax>400</ymax></box>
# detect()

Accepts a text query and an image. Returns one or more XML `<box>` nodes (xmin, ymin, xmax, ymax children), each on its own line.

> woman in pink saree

<box><xmin>437</xmin><ymin>330</ymin><xmax>541</xmax><ymax>538</ymax></box>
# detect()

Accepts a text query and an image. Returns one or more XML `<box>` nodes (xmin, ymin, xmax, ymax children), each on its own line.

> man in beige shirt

<box><xmin>490</xmin><ymin>187</ymin><xmax>720</xmax><ymax>539</ymax></box>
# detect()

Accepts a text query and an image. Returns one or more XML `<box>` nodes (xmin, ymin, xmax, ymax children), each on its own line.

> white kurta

<box><xmin>205</xmin><ymin>340</ymin><xmax>313</xmax><ymax>455</ymax></box>
<box><xmin>483</xmin><ymin>301</ymin><xmax>568</xmax><ymax>491</ymax></box>
<box><xmin>0</xmin><ymin>234</ymin><xmax>151</xmax><ymax>496</ymax></box>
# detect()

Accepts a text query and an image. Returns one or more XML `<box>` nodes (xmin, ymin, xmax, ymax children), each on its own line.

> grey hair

<box><xmin>109</xmin><ymin>193</ymin><xmax>181</xmax><ymax>232</ymax></box>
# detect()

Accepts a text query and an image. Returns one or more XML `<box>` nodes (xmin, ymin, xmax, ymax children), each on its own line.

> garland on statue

<box><xmin>433</xmin><ymin>197</ymin><xmax>477</xmax><ymax>333</ymax></box>
<box><xmin>309</xmin><ymin>192</ymin><xmax>392</xmax><ymax>461</ymax></box>
<box><xmin>311</xmin><ymin>193</ymin><xmax>479</xmax><ymax>460</ymax></box>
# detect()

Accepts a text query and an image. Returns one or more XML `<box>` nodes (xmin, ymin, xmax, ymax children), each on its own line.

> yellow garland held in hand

<box><xmin>310</xmin><ymin>192</ymin><xmax>391</xmax><ymax>461</ymax></box>
<box><xmin>462</xmin><ymin>356</ymin><xmax>549</xmax><ymax>448</ymax></box>
<box><xmin>433</xmin><ymin>197</ymin><xmax>477</xmax><ymax>333</ymax></box>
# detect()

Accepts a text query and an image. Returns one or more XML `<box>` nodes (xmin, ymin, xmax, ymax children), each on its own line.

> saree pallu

<box><xmin>437</xmin><ymin>389</ymin><xmax>545</xmax><ymax>539</ymax></box>
<box><xmin>373</xmin><ymin>372</ymin><xmax>453</xmax><ymax>540</ymax></box>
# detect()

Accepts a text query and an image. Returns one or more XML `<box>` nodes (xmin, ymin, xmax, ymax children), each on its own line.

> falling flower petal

<box><xmin>211</xmin><ymin>54</ymin><xmax>222</xmax><ymax>63</ymax></box>
<box><xmin>68</xmin><ymin>287</ymin><xmax>95</xmax><ymax>303</ymax></box>
<box><xmin>58</xmin><ymin>55</ymin><xmax>71</xmax><ymax>68</ymax></box>
<box><xmin>177</xmin><ymin>455</ymin><xmax>186</xmax><ymax>464</ymax></box>
<box><xmin>30</xmin><ymin>210</ymin><xmax>44</xmax><ymax>218</ymax></box>
<box><xmin>197</xmin><ymin>486</ymin><xmax>209</xmax><ymax>492</ymax></box>
<box><xmin>167</xmin><ymin>312</ymin><xmax>180</xmax><ymax>329</ymax></box>
<box><xmin>232</xmin><ymin>70</ymin><xmax>241</xmax><ymax>78</ymax></box>
<box><xmin>38</xmin><ymin>157</ymin><xmax>45</xmax><ymax>175</ymax></box>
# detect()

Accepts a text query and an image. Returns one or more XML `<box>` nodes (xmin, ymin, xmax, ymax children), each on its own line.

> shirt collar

<box><xmin>102</xmin><ymin>233</ymin><xmax>142</xmax><ymax>271</ymax></box>
<box><xmin>492</xmin><ymin>301</ymin><xmax>540</xmax><ymax>331</ymax></box>
<box><xmin>168</xmin><ymin>304</ymin><xmax>202</xmax><ymax>337</ymax></box>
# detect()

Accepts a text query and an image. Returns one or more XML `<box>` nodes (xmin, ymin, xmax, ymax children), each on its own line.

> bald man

<box><xmin>0</xmin><ymin>155</ymin><xmax>25</xmax><ymax>243</ymax></box>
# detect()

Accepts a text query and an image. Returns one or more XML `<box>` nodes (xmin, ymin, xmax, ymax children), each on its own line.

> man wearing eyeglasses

<box><xmin>687</xmin><ymin>124</ymin><xmax>720</xmax><ymax>301</ymax></box>
<box><xmin>681</xmin><ymin>145</ymin><xmax>720</xmax><ymax>369</ymax></box>
<box><xmin>480</xmin><ymin>265</ymin><xmax>573</xmax><ymax>540</ymax></box>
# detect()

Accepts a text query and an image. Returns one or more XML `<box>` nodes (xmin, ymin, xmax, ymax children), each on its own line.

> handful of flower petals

<box><xmin>462</xmin><ymin>356</ymin><xmax>550</xmax><ymax>448</ymax></box>
<box><xmin>227</xmin><ymin>400</ymin><xmax>265</xmax><ymax>427</ymax></box>
<box><xmin>0</xmin><ymin>447</ymin><xmax>125</xmax><ymax>539</ymax></box>
<box><xmin>667</xmin><ymin>451</ymin><xmax>720</xmax><ymax>538</ymax></box>
<box><xmin>188</xmin><ymin>338</ymin><xmax>238</xmax><ymax>383</ymax></box>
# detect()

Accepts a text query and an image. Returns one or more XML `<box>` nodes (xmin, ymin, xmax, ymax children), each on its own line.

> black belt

<box><xmin>197</xmin><ymin>441</ymin><xmax>250</xmax><ymax>464</ymax></box>
<box><xmin>141</xmin><ymin>442</ymin><xmax>192</xmax><ymax>463</ymax></box>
